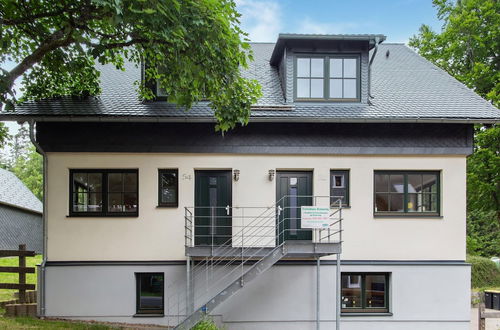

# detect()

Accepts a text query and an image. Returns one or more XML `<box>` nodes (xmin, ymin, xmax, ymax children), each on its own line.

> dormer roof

<box><xmin>270</xmin><ymin>33</ymin><xmax>387</xmax><ymax>66</ymax></box>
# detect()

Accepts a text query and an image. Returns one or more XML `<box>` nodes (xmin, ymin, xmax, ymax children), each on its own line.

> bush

<box><xmin>191</xmin><ymin>318</ymin><xmax>221</xmax><ymax>330</ymax></box>
<box><xmin>467</xmin><ymin>255</ymin><xmax>500</xmax><ymax>288</ymax></box>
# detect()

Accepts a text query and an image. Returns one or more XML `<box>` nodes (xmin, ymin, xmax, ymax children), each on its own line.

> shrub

<box><xmin>467</xmin><ymin>254</ymin><xmax>500</xmax><ymax>288</ymax></box>
<box><xmin>191</xmin><ymin>318</ymin><xmax>221</xmax><ymax>330</ymax></box>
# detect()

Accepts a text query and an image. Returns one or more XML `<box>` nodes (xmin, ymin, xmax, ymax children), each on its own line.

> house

<box><xmin>0</xmin><ymin>168</ymin><xmax>42</xmax><ymax>253</ymax></box>
<box><xmin>1</xmin><ymin>33</ymin><xmax>499</xmax><ymax>330</ymax></box>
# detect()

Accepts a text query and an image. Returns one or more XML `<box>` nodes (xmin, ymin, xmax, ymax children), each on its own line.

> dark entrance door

<box><xmin>195</xmin><ymin>170</ymin><xmax>232</xmax><ymax>246</ymax></box>
<box><xmin>276</xmin><ymin>171</ymin><xmax>313</xmax><ymax>243</ymax></box>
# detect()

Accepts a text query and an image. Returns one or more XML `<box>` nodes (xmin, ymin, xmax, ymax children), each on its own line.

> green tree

<box><xmin>0</xmin><ymin>0</ymin><xmax>261</xmax><ymax>131</ymax></box>
<box><xmin>466</xmin><ymin>126</ymin><xmax>500</xmax><ymax>257</ymax></box>
<box><xmin>410</xmin><ymin>0</ymin><xmax>500</xmax><ymax>257</ymax></box>
<box><xmin>0</xmin><ymin>122</ymin><xmax>8</xmax><ymax>149</ymax></box>
<box><xmin>0</xmin><ymin>123</ymin><xmax>42</xmax><ymax>200</ymax></box>
<box><xmin>9</xmin><ymin>145</ymin><xmax>43</xmax><ymax>200</ymax></box>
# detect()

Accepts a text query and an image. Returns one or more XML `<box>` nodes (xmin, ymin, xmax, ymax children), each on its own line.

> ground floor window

<box><xmin>135</xmin><ymin>273</ymin><xmax>164</xmax><ymax>315</ymax></box>
<box><xmin>374</xmin><ymin>171</ymin><xmax>440</xmax><ymax>216</ymax></box>
<box><xmin>341</xmin><ymin>273</ymin><xmax>389</xmax><ymax>313</ymax></box>
<box><xmin>70</xmin><ymin>169</ymin><xmax>138</xmax><ymax>217</ymax></box>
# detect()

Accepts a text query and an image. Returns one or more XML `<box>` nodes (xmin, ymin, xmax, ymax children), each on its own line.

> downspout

<box><xmin>29</xmin><ymin>120</ymin><xmax>47</xmax><ymax>318</ymax></box>
<box><xmin>368</xmin><ymin>37</ymin><xmax>382</xmax><ymax>105</ymax></box>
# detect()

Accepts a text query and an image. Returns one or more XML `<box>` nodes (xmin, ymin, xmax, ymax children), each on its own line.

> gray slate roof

<box><xmin>1</xmin><ymin>43</ymin><xmax>498</xmax><ymax>123</ymax></box>
<box><xmin>0</xmin><ymin>168</ymin><xmax>42</xmax><ymax>214</ymax></box>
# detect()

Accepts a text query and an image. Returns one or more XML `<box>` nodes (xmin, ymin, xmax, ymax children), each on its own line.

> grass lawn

<box><xmin>0</xmin><ymin>255</ymin><xmax>42</xmax><ymax>302</ymax></box>
<box><xmin>0</xmin><ymin>316</ymin><xmax>121</xmax><ymax>329</ymax></box>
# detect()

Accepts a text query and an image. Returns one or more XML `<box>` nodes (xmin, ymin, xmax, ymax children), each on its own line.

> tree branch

<box><xmin>2</xmin><ymin>29</ymin><xmax>75</xmax><ymax>98</ymax></box>
<box><xmin>1</xmin><ymin>9</ymin><xmax>68</xmax><ymax>26</ymax></box>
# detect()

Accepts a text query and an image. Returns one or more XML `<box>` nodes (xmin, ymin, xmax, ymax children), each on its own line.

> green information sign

<box><xmin>301</xmin><ymin>206</ymin><xmax>330</xmax><ymax>229</ymax></box>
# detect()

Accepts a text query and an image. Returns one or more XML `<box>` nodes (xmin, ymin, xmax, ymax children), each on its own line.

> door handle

<box><xmin>225</xmin><ymin>205</ymin><xmax>230</xmax><ymax>215</ymax></box>
<box><xmin>277</xmin><ymin>205</ymin><xmax>282</xmax><ymax>216</ymax></box>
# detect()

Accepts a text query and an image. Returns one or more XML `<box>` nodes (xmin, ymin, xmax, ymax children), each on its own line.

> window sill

<box><xmin>294</xmin><ymin>99</ymin><xmax>360</xmax><ymax>103</ymax></box>
<box><xmin>133</xmin><ymin>313</ymin><xmax>164</xmax><ymax>318</ymax></box>
<box><xmin>66</xmin><ymin>214</ymin><xmax>139</xmax><ymax>218</ymax></box>
<box><xmin>341</xmin><ymin>312</ymin><xmax>393</xmax><ymax>317</ymax></box>
<box><xmin>374</xmin><ymin>214</ymin><xmax>442</xmax><ymax>219</ymax></box>
<box><xmin>156</xmin><ymin>205</ymin><xmax>178</xmax><ymax>208</ymax></box>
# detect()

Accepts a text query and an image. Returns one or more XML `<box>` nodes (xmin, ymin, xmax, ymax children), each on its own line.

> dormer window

<box><xmin>295</xmin><ymin>55</ymin><xmax>360</xmax><ymax>102</ymax></box>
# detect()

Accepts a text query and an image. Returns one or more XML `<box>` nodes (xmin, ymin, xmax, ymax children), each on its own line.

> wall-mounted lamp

<box><xmin>268</xmin><ymin>169</ymin><xmax>275</xmax><ymax>181</ymax></box>
<box><xmin>233</xmin><ymin>169</ymin><xmax>240</xmax><ymax>181</ymax></box>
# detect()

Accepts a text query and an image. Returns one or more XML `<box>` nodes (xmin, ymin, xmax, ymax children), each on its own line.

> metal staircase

<box><xmin>165</xmin><ymin>195</ymin><xmax>343</xmax><ymax>329</ymax></box>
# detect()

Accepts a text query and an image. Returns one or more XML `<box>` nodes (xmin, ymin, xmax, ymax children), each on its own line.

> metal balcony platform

<box><xmin>187</xmin><ymin>240</ymin><xmax>341</xmax><ymax>259</ymax></box>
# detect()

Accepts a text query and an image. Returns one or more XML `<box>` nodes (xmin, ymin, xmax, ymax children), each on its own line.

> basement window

<box><xmin>374</xmin><ymin>171</ymin><xmax>440</xmax><ymax>216</ymax></box>
<box><xmin>341</xmin><ymin>273</ymin><xmax>390</xmax><ymax>314</ymax></box>
<box><xmin>69</xmin><ymin>169</ymin><xmax>138</xmax><ymax>217</ymax></box>
<box><xmin>136</xmin><ymin>273</ymin><xmax>164</xmax><ymax>315</ymax></box>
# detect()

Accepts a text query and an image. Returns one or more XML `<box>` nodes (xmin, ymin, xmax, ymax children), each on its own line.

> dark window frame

<box><xmin>69</xmin><ymin>169</ymin><xmax>139</xmax><ymax>217</ymax></box>
<box><xmin>330</xmin><ymin>170</ymin><xmax>350</xmax><ymax>207</ymax></box>
<box><xmin>158</xmin><ymin>169</ymin><xmax>179</xmax><ymax>208</ymax></box>
<box><xmin>135</xmin><ymin>272</ymin><xmax>164</xmax><ymax>315</ymax></box>
<box><xmin>294</xmin><ymin>53</ymin><xmax>361</xmax><ymax>102</ymax></box>
<box><xmin>341</xmin><ymin>272</ymin><xmax>390</xmax><ymax>314</ymax></box>
<box><xmin>373</xmin><ymin>170</ymin><xmax>441</xmax><ymax>217</ymax></box>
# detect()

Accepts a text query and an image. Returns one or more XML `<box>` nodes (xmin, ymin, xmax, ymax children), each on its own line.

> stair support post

<box><xmin>336</xmin><ymin>252</ymin><xmax>341</xmax><ymax>330</ymax></box>
<box><xmin>186</xmin><ymin>256</ymin><xmax>194</xmax><ymax>314</ymax></box>
<box><xmin>316</xmin><ymin>257</ymin><xmax>320</xmax><ymax>330</ymax></box>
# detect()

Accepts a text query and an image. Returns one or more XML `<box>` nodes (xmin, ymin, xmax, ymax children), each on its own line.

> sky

<box><xmin>236</xmin><ymin>0</ymin><xmax>442</xmax><ymax>43</ymax></box>
<box><xmin>2</xmin><ymin>0</ymin><xmax>443</xmax><ymax>136</ymax></box>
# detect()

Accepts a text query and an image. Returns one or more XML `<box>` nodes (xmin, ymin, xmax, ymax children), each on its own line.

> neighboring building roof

<box><xmin>1</xmin><ymin>43</ymin><xmax>498</xmax><ymax>124</ymax></box>
<box><xmin>0</xmin><ymin>168</ymin><xmax>42</xmax><ymax>214</ymax></box>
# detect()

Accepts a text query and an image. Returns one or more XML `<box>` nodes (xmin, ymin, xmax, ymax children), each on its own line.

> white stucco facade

<box><xmin>45</xmin><ymin>152</ymin><xmax>466</xmax><ymax>262</ymax></box>
<box><xmin>44</xmin><ymin>263</ymin><xmax>470</xmax><ymax>329</ymax></box>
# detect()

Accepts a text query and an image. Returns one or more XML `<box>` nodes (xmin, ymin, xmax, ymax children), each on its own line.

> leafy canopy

<box><xmin>0</xmin><ymin>0</ymin><xmax>261</xmax><ymax>131</ymax></box>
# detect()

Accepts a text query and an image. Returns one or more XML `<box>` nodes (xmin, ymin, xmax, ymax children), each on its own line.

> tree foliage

<box><xmin>0</xmin><ymin>0</ymin><xmax>261</xmax><ymax>131</ymax></box>
<box><xmin>0</xmin><ymin>122</ymin><xmax>8</xmax><ymax>148</ymax></box>
<box><xmin>466</xmin><ymin>126</ymin><xmax>500</xmax><ymax>257</ymax></box>
<box><xmin>0</xmin><ymin>124</ymin><xmax>43</xmax><ymax>200</ymax></box>
<box><xmin>410</xmin><ymin>0</ymin><xmax>500</xmax><ymax>257</ymax></box>
<box><xmin>409</xmin><ymin>0</ymin><xmax>499</xmax><ymax>106</ymax></box>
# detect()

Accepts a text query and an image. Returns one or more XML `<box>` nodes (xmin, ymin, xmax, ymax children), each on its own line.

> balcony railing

<box><xmin>184</xmin><ymin>195</ymin><xmax>343</xmax><ymax>256</ymax></box>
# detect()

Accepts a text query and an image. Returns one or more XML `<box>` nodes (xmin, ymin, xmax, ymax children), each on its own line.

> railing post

<box><xmin>211</xmin><ymin>206</ymin><xmax>214</xmax><ymax>256</ymax></box>
<box><xmin>19</xmin><ymin>244</ymin><xmax>26</xmax><ymax>304</ymax></box>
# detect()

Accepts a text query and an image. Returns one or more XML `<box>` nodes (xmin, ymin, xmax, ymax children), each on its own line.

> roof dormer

<box><xmin>270</xmin><ymin>34</ymin><xmax>386</xmax><ymax>104</ymax></box>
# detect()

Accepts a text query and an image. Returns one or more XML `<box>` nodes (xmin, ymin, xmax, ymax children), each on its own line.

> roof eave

<box><xmin>1</xmin><ymin>114</ymin><xmax>497</xmax><ymax>125</ymax></box>
<box><xmin>0</xmin><ymin>201</ymin><xmax>43</xmax><ymax>215</ymax></box>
